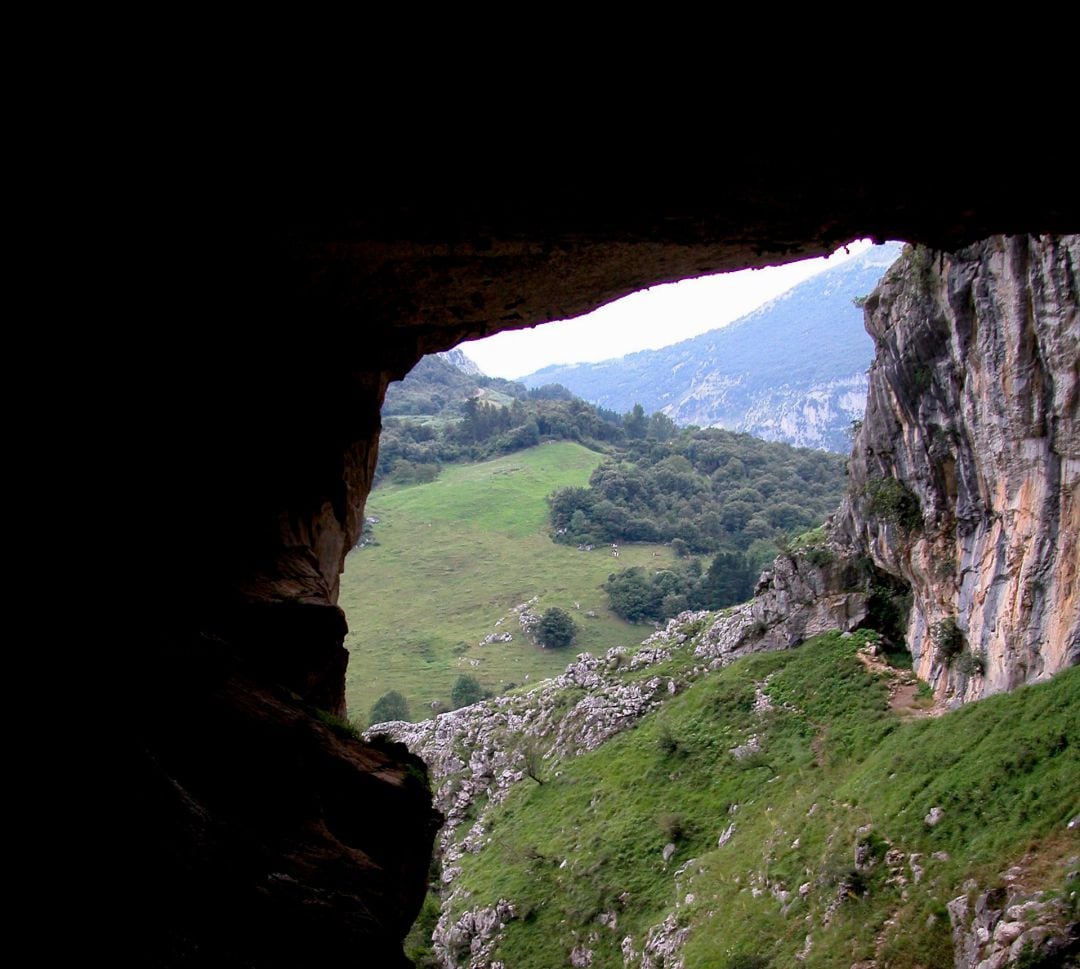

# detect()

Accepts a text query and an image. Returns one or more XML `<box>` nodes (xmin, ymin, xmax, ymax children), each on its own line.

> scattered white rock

<box><xmin>730</xmin><ymin>735</ymin><xmax>762</xmax><ymax>760</ymax></box>
<box><xmin>570</xmin><ymin>944</ymin><xmax>593</xmax><ymax>966</ymax></box>
<box><xmin>924</xmin><ymin>806</ymin><xmax>945</xmax><ymax>827</ymax></box>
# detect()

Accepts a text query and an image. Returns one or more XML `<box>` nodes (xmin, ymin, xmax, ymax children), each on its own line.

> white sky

<box><xmin>464</xmin><ymin>240</ymin><xmax>875</xmax><ymax>379</ymax></box>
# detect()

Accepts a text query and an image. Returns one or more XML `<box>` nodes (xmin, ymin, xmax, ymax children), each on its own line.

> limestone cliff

<box><xmin>835</xmin><ymin>236</ymin><xmax>1079</xmax><ymax>701</ymax></box>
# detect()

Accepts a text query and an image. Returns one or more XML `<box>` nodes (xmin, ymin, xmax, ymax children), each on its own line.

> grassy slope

<box><xmin>340</xmin><ymin>442</ymin><xmax>677</xmax><ymax>720</ymax></box>
<box><xmin>452</xmin><ymin>631</ymin><xmax>1079</xmax><ymax>968</ymax></box>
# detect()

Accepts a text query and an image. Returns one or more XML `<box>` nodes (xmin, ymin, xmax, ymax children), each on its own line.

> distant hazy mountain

<box><xmin>521</xmin><ymin>243</ymin><xmax>903</xmax><ymax>451</ymax></box>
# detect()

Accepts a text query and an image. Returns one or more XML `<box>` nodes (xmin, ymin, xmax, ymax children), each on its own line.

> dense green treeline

<box><xmin>379</xmin><ymin>354</ymin><xmax>846</xmax><ymax>623</ymax></box>
<box><xmin>377</xmin><ymin>357</ymin><xmax>626</xmax><ymax>482</ymax></box>
<box><xmin>550</xmin><ymin>427</ymin><xmax>845</xmax><ymax>619</ymax></box>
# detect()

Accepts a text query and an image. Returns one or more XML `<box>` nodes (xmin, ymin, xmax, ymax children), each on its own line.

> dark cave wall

<box><xmin>132</xmin><ymin>174</ymin><xmax>1079</xmax><ymax>966</ymax></box>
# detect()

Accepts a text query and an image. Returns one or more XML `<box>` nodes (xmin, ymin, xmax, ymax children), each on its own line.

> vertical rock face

<box><xmin>836</xmin><ymin>236</ymin><xmax>1079</xmax><ymax>701</ymax></box>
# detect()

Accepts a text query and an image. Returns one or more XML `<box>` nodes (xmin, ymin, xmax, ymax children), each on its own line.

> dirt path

<box><xmin>856</xmin><ymin>645</ymin><xmax>942</xmax><ymax>719</ymax></box>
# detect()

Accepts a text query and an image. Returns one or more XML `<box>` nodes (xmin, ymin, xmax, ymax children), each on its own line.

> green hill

<box><xmin>389</xmin><ymin>624</ymin><xmax>1078</xmax><ymax>968</ymax></box>
<box><xmin>340</xmin><ymin>442</ymin><xmax>679</xmax><ymax>721</ymax></box>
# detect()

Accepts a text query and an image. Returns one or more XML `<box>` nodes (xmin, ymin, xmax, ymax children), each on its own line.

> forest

<box><xmin>377</xmin><ymin>354</ymin><xmax>846</xmax><ymax>625</ymax></box>
<box><xmin>550</xmin><ymin>423</ymin><xmax>844</xmax><ymax>620</ymax></box>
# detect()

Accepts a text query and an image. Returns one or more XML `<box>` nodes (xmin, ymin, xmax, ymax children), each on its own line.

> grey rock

<box><xmin>948</xmin><ymin>880</ymin><xmax>1074</xmax><ymax>969</ymax></box>
<box><xmin>570</xmin><ymin>945</ymin><xmax>593</xmax><ymax>967</ymax></box>
<box><xmin>835</xmin><ymin>237</ymin><xmax>1080</xmax><ymax>702</ymax></box>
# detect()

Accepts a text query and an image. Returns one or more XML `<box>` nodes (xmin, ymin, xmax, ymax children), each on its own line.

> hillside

<box><xmin>379</xmin><ymin>617</ymin><xmax>1078</xmax><ymax>969</ymax></box>
<box><xmin>521</xmin><ymin>243</ymin><xmax>902</xmax><ymax>451</ymax></box>
<box><xmin>340</xmin><ymin>443</ymin><xmax>680</xmax><ymax>721</ymax></box>
<box><xmin>345</xmin><ymin>414</ymin><xmax>848</xmax><ymax>725</ymax></box>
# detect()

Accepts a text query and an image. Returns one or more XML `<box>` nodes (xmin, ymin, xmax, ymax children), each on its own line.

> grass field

<box><xmin>340</xmin><ymin>442</ymin><xmax>677</xmax><ymax>722</ymax></box>
<box><xmin>446</xmin><ymin>632</ymin><xmax>1079</xmax><ymax>969</ymax></box>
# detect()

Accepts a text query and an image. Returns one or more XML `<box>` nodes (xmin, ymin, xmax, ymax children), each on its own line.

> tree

<box><xmin>451</xmin><ymin>674</ymin><xmax>486</xmax><ymax>709</ymax></box>
<box><xmin>537</xmin><ymin>607</ymin><xmax>577</xmax><ymax>648</ymax></box>
<box><xmin>624</xmin><ymin>403</ymin><xmax>648</xmax><ymax>439</ymax></box>
<box><xmin>604</xmin><ymin>568</ymin><xmax>661</xmax><ymax>623</ymax></box>
<box><xmin>695</xmin><ymin>551</ymin><xmax>754</xmax><ymax>610</ymax></box>
<box><xmin>370</xmin><ymin>690</ymin><xmax>409</xmax><ymax>724</ymax></box>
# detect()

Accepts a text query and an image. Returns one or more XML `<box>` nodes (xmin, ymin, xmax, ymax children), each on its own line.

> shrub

<box><xmin>370</xmin><ymin>690</ymin><xmax>409</xmax><ymax>724</ymax></box>
<box><xmin>451</xmin><ymin>674</ymin><xmax>486</xmax><ymax>709</ymax></box>
<box><xmin>933</xmin><ymin>617</ymin><xmax>965</xmax><ymax>665</ymax></box>
<box><xmin>804</xmin><ymin>546</ymin><xmax>834</xmax><ymax>568</ymax></box>
<box><xmin>657</xmin><ymin>725</ymin><xmax>682</xmax><ymax>757</ymax></box>
<box><xmin>659</xmin><ymin>811</ymin><xmax>687</xmax><ymax>841</ymax></box>
<box><xmin>865</xmin><ymin>477</ymin><xmax>922</xmax><ymax>531</ymax></box>
<box><xmin>955</xmin><ymin>649</ymin><xmax>986</xmax><ymax>676</ymax></box>
<box><xmin>522</xmin><ymin>738</ymin><xmax>546</xmax><ymax>785</ymax></box>
<box><xmin>537</xmin><ymin>607</ymin><xmax>577</xmax><ymax>648</ymax></box>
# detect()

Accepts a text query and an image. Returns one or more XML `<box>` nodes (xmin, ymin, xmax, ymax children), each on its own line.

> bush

<box><xmin>451</xmin><ymin>674</ymin><xmax>486</xmax><ymax>709</ymax></box>
<box><xmin>865</xmin><ymin>476</ymin><xmax>922</xmax><ymax>531</ymax></box>
<box><xmin>369</xmin><ymin>690</ymin><xmax>409</xmax><ymax>724</ymax></box>
<box><xmin>657</xmin><ymin>725</ymin><xmax>682</xmax><ymax>757</ymax></box>
<box><xmin>933</xmin><ymin>617</ymin><xmax>965</xmax><ymax>665</ymax></box>
<box><xmin>537</xmin><ymin>607</ymin><xmax>577</xmax><ymax>648</ymax></box>
<box><xmin>659</xmin><ymin>811</ymin><xmax>687</xmax><ymax>841</ymax></box>
<box><xmin>955</xmin><ymin>649</ymin><xmax>986</xmax><ymax>676</ymax></box>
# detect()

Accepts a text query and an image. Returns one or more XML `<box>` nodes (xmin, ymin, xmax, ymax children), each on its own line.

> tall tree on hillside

<box><xmin>624</xmin><ymin>403</ymin><xmax>648</xmax><ymax>439</ymax></box>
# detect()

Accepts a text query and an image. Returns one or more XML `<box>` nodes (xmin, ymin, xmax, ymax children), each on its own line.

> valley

<box><xmin>341</xmin><ymin>442</ymin><xmax>679</xmax><ymax>721</ymax></box>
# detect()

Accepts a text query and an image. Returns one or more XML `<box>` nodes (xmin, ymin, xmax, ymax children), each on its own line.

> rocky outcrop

<box><xmin>661</xmin><ymin>542</ymin><xmax>876</xmax><ymax>668</ymax></box>
<box><xmin>132</xmin><ymin>645</ymin><xmax>442</xmax><ymax>968</ymax></box>
<box><xmin>948</xmin><ymin>881</ymin><xmax>1079</xmax><ymax>968</ymax></box>
<box><xmin>734</xmin><ymin>374</ymin><xmax>870</xmax><ymax>451</ymax></box>
<box><xmin>368</xmin><ymin>643</ymin><xmax>679</xmax><ymax>892</ymax></box>
<box><xmin>835</xmin><ymin>237</ymin><xmax>1079</xmax><ymax>702</ymax></box>
<box><xmin>371</xmin><ymin>613</ymin><xmax>755</xmax><ymax>968</ymax></box>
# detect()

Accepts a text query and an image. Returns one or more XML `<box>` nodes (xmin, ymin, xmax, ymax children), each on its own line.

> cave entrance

<box><xmin>141</xmin><ymin>179</ymin><xmax>1079</xmax><ymax>967</ymax></box>
<box><xmin>341</xmin><ymin>240</ymin><xmax>899</xmax><ymax>729</ymax></box>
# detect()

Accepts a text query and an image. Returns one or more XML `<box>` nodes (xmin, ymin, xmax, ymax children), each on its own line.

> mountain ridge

<box><xmin>522</xmin><ymin>243</ymin><xmax>903</xmax><ymax>451</ymax></box>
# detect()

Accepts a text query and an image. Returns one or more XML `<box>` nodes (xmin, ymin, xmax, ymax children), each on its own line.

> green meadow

<box><xmin>340</xmin><ymin>442</ymin><xmax>677</xmax><ymax>721</ymax></box>
<box><xmin>444</xmin><ymin>631</ymin><xmax>1079</xmax><ymax>969</ymax></box>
